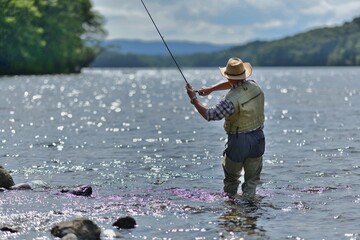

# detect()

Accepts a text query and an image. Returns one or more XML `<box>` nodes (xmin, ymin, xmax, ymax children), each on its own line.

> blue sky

<box><xmin>91</xmin><ymin>0</ymin><xmax>360</xmax><ymax>44</ymax></box>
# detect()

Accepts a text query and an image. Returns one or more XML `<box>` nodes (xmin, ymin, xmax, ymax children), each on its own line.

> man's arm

<box><xmin>190</xmin><ymin>98</ymin><xmax>208</xmax><ymax>120</ymax></box>
<box><xmin>198</xmin><ymin>81</ymin><xmax>232</xmax><ymax>96</ymax></box>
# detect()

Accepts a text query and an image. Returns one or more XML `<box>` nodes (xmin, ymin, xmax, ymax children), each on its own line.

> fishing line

<box><xmin>140</xmin><ymin>0</ymin><xmax>191</xmax><ymax>86</ymax></box>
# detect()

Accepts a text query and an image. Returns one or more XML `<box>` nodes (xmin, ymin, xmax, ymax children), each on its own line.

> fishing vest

<box><xmin>224</xmin><ymin>80</ymin><xmax>265</xmax><ymax>134</ymax></box>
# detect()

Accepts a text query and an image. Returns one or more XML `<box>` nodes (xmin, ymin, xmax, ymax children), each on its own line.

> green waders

<box><xmin>222</xmin><ymin>155</ymin><xmax>263</xmax><ymax>198</ymax></box>
<box><xmin>222</xmin><ymin>128</ymin><xmax>265</xmax><ymax>198</ymax></box>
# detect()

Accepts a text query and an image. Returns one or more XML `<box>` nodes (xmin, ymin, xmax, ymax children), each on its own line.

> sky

<box><xmin>91</xmin><ymin>0</ymin><xmax>360</xmax><ymax>45</ymax></box>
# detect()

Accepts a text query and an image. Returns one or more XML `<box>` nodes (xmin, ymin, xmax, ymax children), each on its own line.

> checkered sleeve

<box><xmin>206</xmin><ymin>98</ymin><xmax>235</xmax><ymax>121</ymax></box>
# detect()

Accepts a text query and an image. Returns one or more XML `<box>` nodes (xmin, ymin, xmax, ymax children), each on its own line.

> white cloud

<box><xmin>175</xmin><ymin>21</ymin><xmax>257</xmax><ymax>44</ymax></box>
<box><xmin>330</xmin><ymin>1</ymin><xmax>360</xmax><ymax>20</ymax></box>
<box><xmin>301</xmin><ymin>0</ymin><xmax>360</xmax><ymax>18</ymax></box>
<box><xmin>95</xmin><ymin>6</ymin><xmax>143</xmax><ymax>18</ymax></box>
<box><xmin>242</xmin><ymin>0</ymin><xmax>285</xmax><ymax>11</ymax></box>
<box><xmin>91</xmin><ymin>0</ymin><xmax>360</xmax><ymax>44</ymax></box>
<box><xmin>253</xmin><ymin>20</ymin><xmax>287</xmax><ymax>30</ymax></box>
<box><xmin>296</xmin><ymin>0</ymin><xmax>360</xmax><ymax>32</ymax></box>
<box><xmin>301</xmin><ymin>1</ymin><xmax>333</xmax><ymax>16</ymax></box>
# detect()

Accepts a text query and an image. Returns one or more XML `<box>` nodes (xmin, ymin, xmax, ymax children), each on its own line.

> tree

<box><xmin>0</xmin><ymin>0</ymin><xmax>44</xmax><ymax>74</ymax></box>
<box><xmin>0</xmin><ymin>0</ymin><xmax>106</xmax><ymax>75</ymax></box>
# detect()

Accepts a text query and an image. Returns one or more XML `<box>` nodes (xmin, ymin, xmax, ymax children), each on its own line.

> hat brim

<box><xmin>219</xmin><ymin>62</ymin><xmax>252</xmax><ymax>80</ymax></box>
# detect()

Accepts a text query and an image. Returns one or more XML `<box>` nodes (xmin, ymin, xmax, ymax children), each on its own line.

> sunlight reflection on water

<box><xmin>0</xmin><ymin>67</ymin><xmax>360</xmax><ymax>239</ymax></box>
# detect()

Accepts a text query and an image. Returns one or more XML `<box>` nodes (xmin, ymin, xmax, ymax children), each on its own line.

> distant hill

<box><xmin>90</xmin><ymin>16</ymin><xmax>360</xmax><ymax>67</ymax></box>
<box><xmin>102</xmin><ymin>39</ymin><xmax>233</xmax><ymax>55</ymax></box>
<box><xmin>218</xmin><ymin>16</ymin><xmax>360</xmax><ymax>66</ymax></box>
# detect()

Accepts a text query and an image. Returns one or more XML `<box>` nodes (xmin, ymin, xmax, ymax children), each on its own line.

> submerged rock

<box><xmin>0</xmin><ymin>226</ymin><xmax>18</xmax><ymax>233</ymax></box>
<box><xmin>28</xmin><ymin>180</ymin><xmax>51</xmax><ymax>189</ymax></box>
<box><xmin>112</xmin><ymin>216</ymin><xmax>137</xmax><ymax>229</ymax></box>
<box><xmin>102</xmin><ymin>229</ymin><xmax>121</xmax><ymax>238</ymax></box>
<box><xmin>0</xmin><ymin>165</ymin><xmax>15</xmax><ymax>189</ymax></box>
<box><xmin>3</xmin><ymin>180</ymin><xmax>51</xmax><ymax>191</ymax></box>
<box><xmin>60</xmin><ymin>185</ymin><xmax>92</xmax><ymax>197</ymax></box>
<box><xmin>0</xmin><ymin>166</ymin><xmax>93</xmax><ymax>198</ymax></box>
<box><xmin>10</xmin><ymin>183</ymin><xmax>32</xmax><ymax>190</ymax></box>
<box><xmin>51</xmin><ymin>218</ymin><xmax>101</xmax><ymax>240</ymax></box>
<box><xmin>61</xmin><ymin>233</ymin><xmax>78</xmax><ymax>240</ymax></box>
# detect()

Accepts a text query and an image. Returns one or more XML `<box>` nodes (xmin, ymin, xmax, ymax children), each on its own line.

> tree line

<box><xmin>91</xmin><ymin>16</ymin><xmax>360</xmax><ymax>68</ymax></box>
<box><xmin>0</xmin><ymin>0</ymin><xmax>106</xmax><ymax>75</ymax></box>
<box><xmin>2</xmin><ymin>1</ymin><xmax>359</xmax><ymax>75</ymax></box>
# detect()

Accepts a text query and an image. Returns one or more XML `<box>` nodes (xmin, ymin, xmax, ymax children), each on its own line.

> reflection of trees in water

<box><xmin>219</xmin><ymin>198</ymin><xmax>267</xmax><ymax>238</ymax></box>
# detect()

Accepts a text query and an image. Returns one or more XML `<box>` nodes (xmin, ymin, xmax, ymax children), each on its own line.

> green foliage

<box><xmin>92</xmin><ymin>16</ymin><xmax>360</xmax><ymax>67</ymax></box>
<box><xmin>0</xmin><ymin>0</ymin><xmax>106</xmax><ymax>75</ymax></box>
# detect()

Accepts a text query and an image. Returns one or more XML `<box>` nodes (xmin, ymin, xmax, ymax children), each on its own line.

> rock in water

<box><xmin>60</xmin><ymin>185</ymin><xmax>92</xmax><ymax>196</ymax></box>
<box><xmin>51</xmin><ymin>218</ymin><xmax>101</xmax><ymax>240</ymax></box>
<box><xmin>0</xmin><ymin>226</ymin><xmax>18</xmax><ymax>233</ymax></box>
<box><xmin>61</xmin><ymin>233</ymin><xmax>78</xmax><ymax>240</ymax></box>
<box><xmin>102</xmin><ymin>229</ymin><xmax>121</xmax><ymax>238</ymax></box>
<box><xmin>0</xmin><ymin>165</ymin><xmax>15</xmax><ymax>189</ymax></box>
<box><xmin>112</xmin><ymin>216</ymin><xmax>137</xmax><ymax>229</ymax></box>
<box><xmin>10</xmin><ymin>183</ymin><xmax>32</xmax><ymax>190</ymax></box>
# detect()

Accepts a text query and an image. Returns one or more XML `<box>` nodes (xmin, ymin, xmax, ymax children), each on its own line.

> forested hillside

<box><xmin>0</xmin><ymin>0</ymin><xmax>106</xmax><ymax>75</ymax></box>
<box><xmin>91</xmin><ymin>16</ymin><xmax>360</xmax><ymax>67</ymax></box>
<box><xmin>208</xmin><ymin>16</ymin><xmax>360</xmax><ymax>66</ymax></box>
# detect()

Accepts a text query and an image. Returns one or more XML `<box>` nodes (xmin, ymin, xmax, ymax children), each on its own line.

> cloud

<box><xmin>301</xmin><ymin>1</ymin><xmax>333</xmax><ymax>16</ymax></box>
<box><xmin>295</xmin><ymin>0</ymin><xmax>360</xmax><ymax>32</ymax></box>
<box><xmin>242</xmin><ymin>0</ymin><xmax>285</xmax><ymax>11</ymax></box>
<box><xmin>91</xmin><ymin>0</ymin><xmax>360</xmax><ymax>44</ymax></box>
<box><xmin>301</xmin><ymin>0</ymin><xmax>360</xmax><ymax>18</ymax></box>
<box><xmin>95</xmin><ymin>6</ymin><xmax>143</xmax><ymax>19</ymax></box>
<box><xmin>253</xmin><ymin>20</ymin><xmax>287</xmax><ymax>30</ymax></box>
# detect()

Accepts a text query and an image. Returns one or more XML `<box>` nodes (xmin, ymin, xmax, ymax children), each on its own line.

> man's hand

<box><xmin>197</xmin><ymin>87</ymin><xmax>212</xmax><ymax>96</ymax></box>
<box><xmin>186</xmin><ymin>84</ymin><xmax>197</xmax><ymax>99</ymax></box>
<box><xmin>185</xmin><ymin>84</ymin><xmax>208</xmax><ymax>120</ymax></box>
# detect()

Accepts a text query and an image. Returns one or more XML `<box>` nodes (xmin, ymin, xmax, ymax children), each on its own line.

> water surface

<box><xmin>0</xmin><ymin>67</ymin><xmax>359</xmax><ymax>239</ymax></box>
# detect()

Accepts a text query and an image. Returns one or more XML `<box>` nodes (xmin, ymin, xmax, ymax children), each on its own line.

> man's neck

<box><xmin>228</xmin><ymin>79</ymin><xmax>246</xmax><ymax>88</ymax></box>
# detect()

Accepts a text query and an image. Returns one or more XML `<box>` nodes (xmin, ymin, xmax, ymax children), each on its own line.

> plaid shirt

<box><xmin>206</xmin><ymin>98</ymin><xmax>234</xmax><ymax>121</ymax></box>
<box><xmin>205</xmin><ymin>82</ymin><xmax>247</xmax><ymax>121</ymax></box>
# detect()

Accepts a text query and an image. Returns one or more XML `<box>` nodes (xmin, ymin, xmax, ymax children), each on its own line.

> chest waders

<box><xmin>222</xmin><ymin>81</ymin><xmax>265</xmax><ymax>199</ymax></box>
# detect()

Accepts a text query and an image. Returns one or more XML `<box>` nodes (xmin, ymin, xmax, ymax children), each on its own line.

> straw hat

<box><xmin>219</xmin><ymin>57</ymin><xmax>252</xmax><ymax>80</ymax></box>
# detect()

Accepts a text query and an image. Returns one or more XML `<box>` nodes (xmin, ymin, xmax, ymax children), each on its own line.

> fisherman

<box><xmin>186</xmin><ymin>57</ymin><xmax>265</xmax><ymax>199</ymax></box>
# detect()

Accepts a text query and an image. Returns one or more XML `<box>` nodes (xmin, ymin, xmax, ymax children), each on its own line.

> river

<box><xmin>0</xmin><ymin>67</ymin><xmax>359</xmax><ymax>239</ymax></box>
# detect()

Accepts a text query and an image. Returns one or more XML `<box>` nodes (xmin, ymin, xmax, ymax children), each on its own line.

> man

<box><xmin>186</xmin><ymin>57</ymin><xmax>265</xmax><ymax>199</ymax></box>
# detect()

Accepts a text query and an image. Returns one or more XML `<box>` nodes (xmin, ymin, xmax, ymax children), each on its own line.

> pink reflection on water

<box><xmin>166</xmin><ymin>187</ymin><xmax>227</xmax><ymax>202</ymax></box>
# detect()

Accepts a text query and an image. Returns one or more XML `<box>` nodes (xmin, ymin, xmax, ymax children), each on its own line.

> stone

<box><xmin>0</xmin><ymin>226</ymin><xmax>18</xmax><ymax>233</ymax></box>
<box><xmin>112</xmin><ymin>216</ymin><xmax>137</xmax><ymax>229</ymax></box>
<box><xmin>51</xmin><ymin>218</ymin><xmax>101</xmax><ymax>240</ymax></box>
<box><xmin>60</xmin><ymin>185</ymin><xmax>92</xmax><ymax>196</ymax></box>
<box><xmin>61</xmin><ymin>233</ymin><xmax>78</xmax><ymax>240</ymax></box>
<box><xmin>0</xmin><ymin>165</ymin><xmax>15</xmax><ymax>189</ymax></box>
<box><xmin>102</xmin><ymin>229</ymin><xmax>121</xmax><ymax>238</ymax></box>
<box><xmin>10</xmin><ymin>183</ymin><xmax>32</xmax><ymax>190</ymax></box>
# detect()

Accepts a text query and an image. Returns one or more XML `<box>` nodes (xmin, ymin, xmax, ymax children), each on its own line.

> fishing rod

<box><xmin>140</xmin><ymin>0</ymin><xmax>191</xmax><ymax>86</ymax></box>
